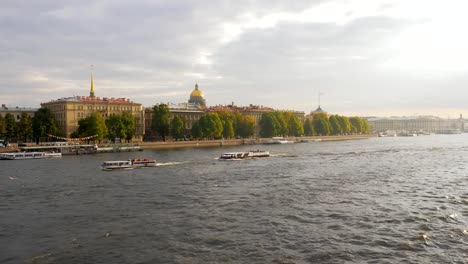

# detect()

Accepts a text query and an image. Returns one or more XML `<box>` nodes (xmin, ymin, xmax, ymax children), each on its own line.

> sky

<box><xmin>1</xmin><ymin>0</ymin><xmax>468</xmax><ymax>118</ymax></box>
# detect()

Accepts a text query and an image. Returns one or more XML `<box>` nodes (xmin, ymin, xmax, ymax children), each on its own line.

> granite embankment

<box><xmin>140</xmin><ymin>134</ymin><xmax>377</xmax><ymax>150</ymax></box>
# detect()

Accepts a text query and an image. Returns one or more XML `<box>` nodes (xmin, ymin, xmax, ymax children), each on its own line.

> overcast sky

<box><xmin>1</xmin><ymin>0</ymin><xmax>467</xmax><ymax>117</ymax></box>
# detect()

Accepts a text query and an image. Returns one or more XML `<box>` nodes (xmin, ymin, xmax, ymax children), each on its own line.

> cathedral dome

<box><xmin>188</xmin><ymin>83</ymin><xmax>206</xmax><ymax>107</ymax></box>
<box><xmin>190</xmin><ymin>83</ymin><xmax>204</xmax><ymax>97</ymax></box>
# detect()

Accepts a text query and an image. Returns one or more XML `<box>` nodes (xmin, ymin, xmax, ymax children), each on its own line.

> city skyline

<box><xmin>1</xmin><ymin>0</ymin><xmax>468</xmax><ymax>118</ymax></box>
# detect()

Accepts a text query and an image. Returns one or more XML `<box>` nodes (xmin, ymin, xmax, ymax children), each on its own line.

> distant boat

<box><xmin>218</xmin><ymin>150</ymin><xmax>270</xmax><ymax>160</ymax></box>
<box><xmin>263</xmin><ymin>137</ymin><xmax>295</xmax><ymax>144</ymax></box>
<box><xmin>101</xmin><ymin>158</ymin><xmax>157</xmax><ymax>170</ymax></box>
<box><xmin>0</xmin><ymin>152</ymin><xmax>62</xmax><ymax>160</ymax></box>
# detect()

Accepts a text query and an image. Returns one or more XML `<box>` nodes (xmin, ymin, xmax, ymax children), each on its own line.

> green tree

<box><xmin>274</xmin><ymin>112</ymin><xmax>288</xmax><ymax>136</ymax></box>
<box><xmin>4</xmin><ymin>113</ymin><xmax>17</xmax><ymax>140</ymax></box>
<box><xmin>217</xmin><ymin>110</ymin><xmax>235</xmax><ymax>139</ymax></box>
<box><xmin>337</xmin><ymin>115</ymin><xmax>351</xmax><ymax>134</ymax></box>
<box><xmin>361</xmin><ymin>119</ymin><xmax>371</xmax><ymax>133</ymax></box>
<box><xmin>121</xmin><ymin>112</ymin><xmax>136</xmax><ymax>142</ymax></box>
<box><xmin>329</xmin><ymin>115</ymin><xmax>343</xmax><ymax>135</ymax></box>
<box><xmin>76</xmin><ymin>112</ymin><xmax>108</xmax><ymax>142</ymax></box>
<box><xmin>171</xmin><ymin>115</ymin><xmax>185</xmax><ymax>140</ymax></box>
<box><xmin>349</xmin><ymin>117</ymin><xmax>363</xmax><ymax>134</ymax></box>
<box><xmin>237</xmin><ymin>115</ymin><xmax>256</xmax><ymax>138</ymax></box>
<box><xmin>199</xmin><ymin>112</ymin><xmax>223</xmax><ymax>139</ymax></box>
<box><xmin>313</xmin><ymin>113</ymin><xmax>331</xmax><ymax>136</ymax></box>
<box><xmin>0</xmin><ymin>114</ymin><xmax>6</xmax><ymax>138</ymax></box>
<box><xmin>191</xmin><ymin>121</ymin><xmax>202</xmax><ymax>139</ymax></box>
<box><xmin>288</xmin><ymin>114</ymin><xmax>304</xmax><ymax>136</ymax></box>
<box><xmin>303</xmin><ymin>118</ymin><xmax>315</xmax><ymax>136</ymax></box>
<box><xmin>18</xmin><ymin>112</ymin><xmax>33</xmax><ymax>141</ymax></box>
<box><xmin>106</xmin><ymin>115</ymin><xmax>126</xmax><ymax>142</ymax></box>
<box><xmin>152</xmin><ymin>104</ymin><xmax>170</xmax><ymax>141</ymax></box>
<box><xmin>32</xmin><ymin>108</ymin><xmax>59</xmax><ymax>142</ymax></box>
<box><xmin>260</xmin><ymin>112</ymin><xmax>280</xmax><ymax>138</ymax></box>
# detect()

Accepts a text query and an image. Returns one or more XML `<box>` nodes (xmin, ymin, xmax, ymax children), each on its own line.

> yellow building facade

<box><xmin>41</xmin><ymin>71</ymin><xmax>145</xmax><ymax>141</ymax></box>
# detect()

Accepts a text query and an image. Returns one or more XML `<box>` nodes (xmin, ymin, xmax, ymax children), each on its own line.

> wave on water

<box><xmin>156</xmin><ymin>161</ymin><xmax>190</xmax><ymax>166</ymax></box>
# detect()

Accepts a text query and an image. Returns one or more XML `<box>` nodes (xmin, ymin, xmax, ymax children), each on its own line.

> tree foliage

<box><xmin>152</xmin><ymin>104</ymin><xmax>171</xmax><ymax>141</ymax></box>
<box><xmin>171</xmin><ymin>115</ymin><xmax>185</xmax><ymax>140</ymax></box>
<box><xmin>199</xmin><ymin>112</ymin><xmax>223</xmax><ymax>139</ymax></box>
<box><xmin>288</xmin><ymin>114</ymin><xmax>304</xmax><ymax>136</ymax></box>
<box><xmin>18</xmin><ymin>112</ymin><xmax>33</xmax><ymax>141</ymax></box>
<box><xmin>329</xmin><ymin>115</ymin><xmax>343</xmax><ymax>135</ymax></box>
<box><xmin>106</xmin><ymin>115</ymin><xmax>126</xmax><ymax>142</ymax></box>
<box><xmin>121</xmin><ymin>112</ymin><xmax>136</xmax><ymax>141</ymax></box>
<box><xmin>303</xmin><ymin>118</ymin><xmax>315</xmax><ymax>136</ymax></box>
<box><xmin>75</xmin><ymin>112</ymin><xmax>108</xmax><ymax>142</ymax></box>
<box><xmin>0</xmin><ymin>115</ymin><xmax>5</xmax><ymax>138</ymax></box>
<box><xmin>312</xmin><ymin>113</ymin><xmax>332</xmax><ymax>136</ymax></box>
<box><xmin>236</xmin><ymin>115</ymin><xmax>256</xmax><ymax>138</ymax></box>
<box><xmin>5</xmin><ymin>113</ymin><xmax>17</xmax><ymax>139</ymax></box>
<box><xmin>32</xmin><ymin>108</ymin><xmax>59</xmax><ymax>139</ymax></box>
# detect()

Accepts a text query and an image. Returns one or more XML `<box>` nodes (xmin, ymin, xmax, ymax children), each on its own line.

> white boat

<box><xmin>219</xmin><ymin>152</ymin><xmax>251</xmax><ymax>160</ymax></box>
<box><xmin>101</xmin><ymin>158</ymin><xmax>157</xmax><ymax>170</ymax></box>
<box><xmin>219</xmin><ymin>150</ymin><xmax>270</xmax><ymax>160</ymax></box>
<box><xmin>247</xmin><ymin>150</ymin><xmax>270</xmax><ymax>158</ymax></box>
<box><xmin>0</xmin><ymin>152</ymin><xmax>62</xmax><ymax>160</ymax></box>
<box><xmin>130</xmin><ymin>158</ymin><xmax>157</xmax><ymax>168</ymax></box>
<box><xmin>263</xmin><ymin>137</ymin><xmax>295</xmax><ymax>144</ymax></box>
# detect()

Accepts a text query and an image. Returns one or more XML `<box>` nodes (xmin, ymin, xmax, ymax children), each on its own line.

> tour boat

<box><xmin>219</xmin><ymin>150</ymin><xmax>270</xmax><ymax>160</ymax></box>
<box><xmin>219</xmin><ymin>152</ymin><xmax>251</xmax><ymax>160</ymax></box>
<box><xmin>101</xmin><ymin>158</ymin><xmax>157</xmax><ymax>170</ymax></box>
<box><xmin>130</xmin><ymin>158</ymin><xmax>157</xmax><ymax>168</ymax></box>
<box><xmin>247</xmin><ymin>150</ymin><xmax>270</xmax><ymax>158</ymax></box>
<box><xmin>0</xmin><ymin>152</ymin><xmax>62</xmax><ymax>160</ymax></box>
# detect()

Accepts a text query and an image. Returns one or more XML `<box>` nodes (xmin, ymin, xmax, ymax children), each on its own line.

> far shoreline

<box><xmin>139</xmin><ymin>134</ymin><xmax>377</xmax><ymax>150</ymax></box>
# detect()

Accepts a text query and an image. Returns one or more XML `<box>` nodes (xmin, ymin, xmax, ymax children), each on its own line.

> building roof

<box><xmin>190</xmin><ymin>83</ymin><xmax>204</xmax><ymax>97</ymax></box>
<box><xmin>43</xmin><ymin>96</ymin><xmax>140</xmax><ymax>105</ymax></box>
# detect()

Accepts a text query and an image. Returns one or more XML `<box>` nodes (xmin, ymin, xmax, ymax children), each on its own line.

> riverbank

<box><xmin>139</xmin><ymin>134</ymin><xmax>377</xmax><ymax>150</ymax></box>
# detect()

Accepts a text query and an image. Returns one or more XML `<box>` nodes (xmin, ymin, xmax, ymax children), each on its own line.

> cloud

<box><xmin>1</xmin><ymin>0</ymin><xmax>468</xmax><ymax>117</ymax></box>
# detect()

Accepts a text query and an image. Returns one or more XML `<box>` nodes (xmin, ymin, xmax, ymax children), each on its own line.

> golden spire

<box><xmin>90</xmin><ymin>65</ymin><xmax>95</xmax><ymax>97</ymax></box>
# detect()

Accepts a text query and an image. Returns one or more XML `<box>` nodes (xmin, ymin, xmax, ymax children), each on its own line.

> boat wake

<box><xmin>270</xmin><ymin>153</ymin><xmax>298</xmax><ymax>158</ymax></box>
<box><xmin>155</xmin><ymin>161</ymin><xmax>190</xmax><ymax>167</ymax></box>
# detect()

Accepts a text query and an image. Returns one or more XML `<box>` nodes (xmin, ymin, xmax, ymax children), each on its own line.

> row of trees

<box><xmin>302</xmin><ymin>113</ymin><xmax>371</xmax><ymax>136</ymax></box>
<box><xmin>151</xmin><ymin>104</ymin><xmax>256</xmax><ymax>141</ymax></box>
<box><xmin>71</xmin><ymin>112</ymin><xmax>136</xmax><ymax>142</ymax></box>
<box><xmin>0</xmin><ymin>108</ymin><xmax>137</xmax><ymax>143</ymax></box>
<box><xmin>150</xmin><ymin>104</ymin><xmax>371</xmax><ymax>140</ymax></box>
<box><xmin>0</xmin><ymin>108</ymin><xmax>59</xmax><ymax>142</ymax></box>
<box><xmin>259</xmin><ymin>111</ymin><xmax>304</xmax><ymax>138</ymax></box>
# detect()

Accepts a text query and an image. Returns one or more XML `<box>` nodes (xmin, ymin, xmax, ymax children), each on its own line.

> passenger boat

<box><xmin>101</xmin><ymin>158</ymin><xmax>157</xmax><ymax>170</ymax></box>
<box><xmin>247</xmin><ymin>150</ymin><xmax>270</xmax><ymax>158</ymax></box>
<box><xmin>130</xmin><ymin>158</ymin><xmax>157</xmax><ymax>168</ymax></box>
<box><xmin>218</xmin><ymin>150</ymin><xmax>270</xmax><ymax>160</ymax></box>
<box><xmin>0</xmin><ymin>152</ymin><xmax>62</xmax><ymax>160</ymax></box>
<box><xmin>219</xmin><ymin>152</ymin><xmax>251</xmax><ymax>160</ymax></box>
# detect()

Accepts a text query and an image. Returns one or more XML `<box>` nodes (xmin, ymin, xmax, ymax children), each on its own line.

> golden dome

<box><xmin>190</xmin><ymin>83</ymin><xmax>204</xmax><ymax>97</ymax></box>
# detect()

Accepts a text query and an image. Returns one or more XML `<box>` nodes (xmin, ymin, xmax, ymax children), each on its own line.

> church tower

<box><xmin>90</xmin><ymin>66</ymin><xmax>95</xmax><ymax>98</ymax></box>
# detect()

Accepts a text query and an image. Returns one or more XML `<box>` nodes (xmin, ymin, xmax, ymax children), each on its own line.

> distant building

<box><xmin>366</xmin><ymin>115</ymin><xmax>465</xmax><ymax>134</ymax></box>
<box><xmin>0</xmin><ymin>104</ymin><xmax>38</xmax><ymax>122</ymax></box>
<box><xmin>308</xmin><ymin>105</ymin><xmax>327</xmax><ymax>118</ymax></box>
<box><xmin>188</xmin><ymin>83</ymin><xmax>206</xmax><ymax>108</ymax></box>
<box><xmin>41</xmin><ymin>70</ymin><xmax>145</xmax><ymax>141</ymax></box>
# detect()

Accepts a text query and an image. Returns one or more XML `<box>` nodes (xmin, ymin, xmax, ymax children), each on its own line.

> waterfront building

<box><xmin>0</xmin><ymin>104</ymin><xmax>38</xmax><ymax>121</ymax></box>
<box><xmin>366</xmin><ymin>115</ymin><xmax>465</xmax><ymax>134</ymax></box>
<box><xmin>41</xmin><ymin>71</ymin><xmax>145</xmax><ymax>141</ymax></box>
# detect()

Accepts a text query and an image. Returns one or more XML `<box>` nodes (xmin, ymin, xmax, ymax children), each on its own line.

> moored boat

<box><xmin>0</xmin><ymin>152</ymin><xmax>62</xmax><ymax>160</ymax></box>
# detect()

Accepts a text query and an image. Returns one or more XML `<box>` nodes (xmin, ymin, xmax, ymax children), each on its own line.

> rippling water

<box><xmin>1</xmin><ymin>135</ymin><xmax>468</xmax><ymax>263</ymax></box>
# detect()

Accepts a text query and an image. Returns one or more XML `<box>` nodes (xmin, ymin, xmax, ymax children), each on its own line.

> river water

<box><xmin>1</xmin><ymin>134</ymin><xmax>467</xmax><ymax>263</ymax></box>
